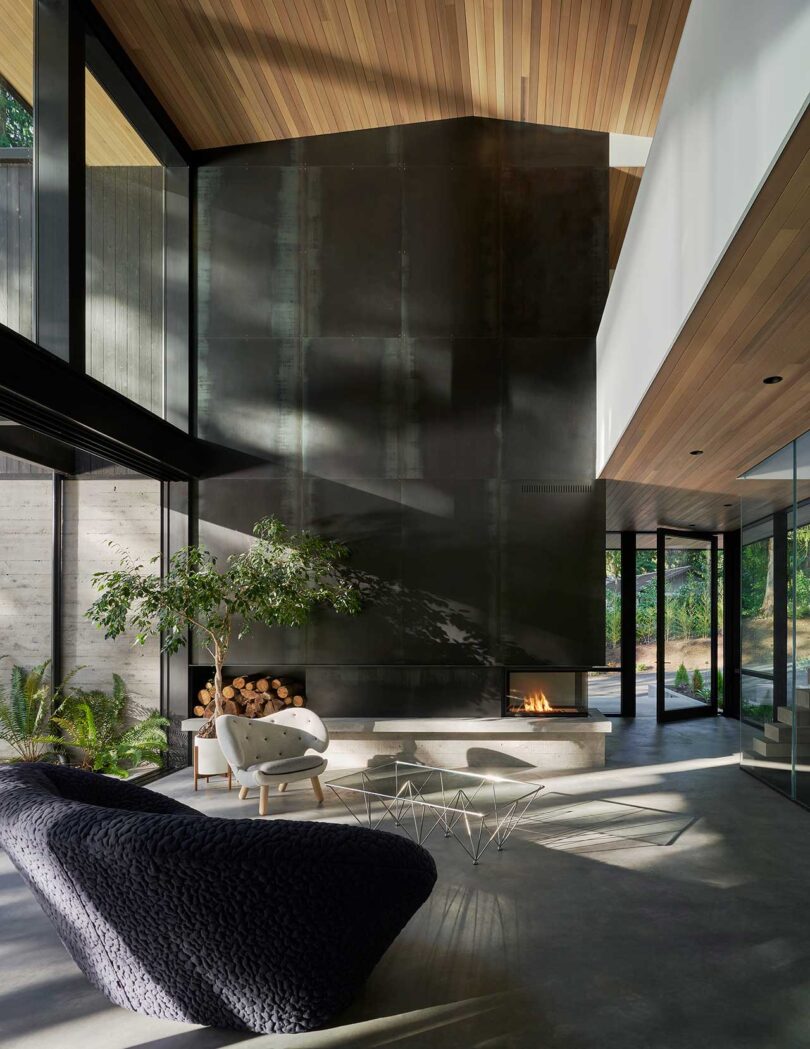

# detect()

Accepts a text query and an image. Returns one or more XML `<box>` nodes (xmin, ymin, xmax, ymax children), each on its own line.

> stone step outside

<box><xmin>764</xmin><ymin>721</ymin><xmax>810</xmax><ymax>743</ymax></box>
<box><xmin>752</xmin><ymin>736</ymin><xmax>810</xmax><ymax>759</ymax></box>
<box><xmin>776</xmin><ymin>706</ymin><xmax>810</xmax><ymax>727</ymax></box>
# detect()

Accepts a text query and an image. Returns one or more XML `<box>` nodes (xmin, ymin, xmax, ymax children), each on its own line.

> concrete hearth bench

<box><xmin>181</xmin><ymin>713</ymin><xmax>611</xmax><ymax>771</ymax></box>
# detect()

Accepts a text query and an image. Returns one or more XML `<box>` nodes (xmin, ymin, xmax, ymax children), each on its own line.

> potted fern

<box><xmin>50</xmin><ymin>674</ymin><xmax>169</xmax><ymax>777</ymax></box>
<box><xmin>0</xmin><ymin>660</ymin><xmax>78</xmax><ymax>764</ymax></box>
<box><xmin>85</xmin><ymin>516</ymin><xmax>361</xmax><ymax>772</ymax></box>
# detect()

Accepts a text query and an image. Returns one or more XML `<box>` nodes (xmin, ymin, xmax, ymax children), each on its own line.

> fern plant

<box><xmin>0</xmin><ymin>660</ymin><xmax>78</xmax><ymax>763</ymax></box>
<box><xmin>52</xmin><ymin>674</ymin><xmax>168</xmax><ymax>777</ymax></box>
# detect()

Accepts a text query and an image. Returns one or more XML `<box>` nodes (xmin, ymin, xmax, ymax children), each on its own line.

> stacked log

<box><xmin>192</xmin><ymin>674</ymin><xmax>307</xmax><ymax>719</ymax></box>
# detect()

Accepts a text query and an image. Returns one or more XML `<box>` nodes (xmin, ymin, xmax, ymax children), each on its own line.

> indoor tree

<box><xmin>85</xmin><ymin>516</ymin><xmax>361</xmax><ymax>737</ymax></box>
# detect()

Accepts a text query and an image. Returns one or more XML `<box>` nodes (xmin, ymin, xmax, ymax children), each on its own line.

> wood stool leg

<box><xmin>238</xmin><ymin>786</ymin><xmax>249</xmax><ymax>801</ymax></box>
<box><xmin>258</xmin><ymin>785</ymin><xmax>269</xmax><ymax>816</ymax></box>
<box><xmin>278</xmin><ymin>782</ymin><xmax>288</xmax><ymax>793</ymax></box>
<box><xmin>310</xmin><ymin>776</ymin><xmax>324</xmax><ymax>803</ymax></box>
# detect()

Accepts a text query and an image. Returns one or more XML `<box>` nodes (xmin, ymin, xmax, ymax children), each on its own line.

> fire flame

<box><xmin>521</xmin><ymin>691</ymin><xmax>553</xmax><ymax>713</ymax></box>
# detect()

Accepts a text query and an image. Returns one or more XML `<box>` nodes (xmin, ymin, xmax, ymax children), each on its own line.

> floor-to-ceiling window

<box><xmin>85</xmin><ymin>74</ymin><xmax>165</xmax><ymax>416</ymax></box>
<box><xmin>740</xmin><ymin>429</ymin><xmax>810</xmax><ymax>804</ymax></box>
<box><xmin>0</xmin><ymin>0</ymin><xmax>33</xmax><ymax>340</ymax></box>
<box><xmin>591</xmin><ymin>533</ymin><xmax>622</xmax><ymax>714</ymax></box>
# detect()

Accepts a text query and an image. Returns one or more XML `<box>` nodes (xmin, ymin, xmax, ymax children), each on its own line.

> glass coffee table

<box><xmin>328</xmin><ymin>761</ymin><xmax>544</xmax><ymax>864</ymax></box>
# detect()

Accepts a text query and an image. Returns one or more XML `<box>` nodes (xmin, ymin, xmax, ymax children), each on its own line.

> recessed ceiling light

<box><xmin>724</xmin><ymin>503</ymin><xmax>733</xmax><ymax>507</ymax></box>
<box><xmin>690</xmin><ymin>449</ymin><xmax>703</xmax><ymax>456</ymax></box>
<box><xmin>763</xmin><ymin>375</ymin><xmax>783</xmax><ymax>384</ymax></box>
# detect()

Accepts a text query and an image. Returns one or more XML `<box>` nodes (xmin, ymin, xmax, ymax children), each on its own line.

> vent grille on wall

<box><xmin>520</xmin><ymin>482</ymin><xmax>594</xmax><ymax>494</ymax></box>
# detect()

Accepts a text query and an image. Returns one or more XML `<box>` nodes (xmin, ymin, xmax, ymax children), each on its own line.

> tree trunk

<box><xmin>198</xmin><ymin>640</ymin><xmax>226</xmax><ymax>739</ymax></box>
<box><xmin>762</xmin><ymin>538</ymin><xmax>775</xmax><ymax>616</ymax></box>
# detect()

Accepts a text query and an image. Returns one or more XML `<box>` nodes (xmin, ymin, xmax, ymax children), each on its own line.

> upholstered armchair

<box><xmin>0</xmin><ymin>763</ymin><xmax>437</xmax><ymax>1034</ymax></box>
<box><xmin>216</xmin><ymin>708</ymin><xmax>329</xmax><ymax>816</ymax></box>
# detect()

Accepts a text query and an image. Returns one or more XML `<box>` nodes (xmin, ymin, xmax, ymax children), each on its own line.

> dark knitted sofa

<box><xmin>0</xmin><ymin>763</ymin><xmax>436</xmax><ymax>1034</ymax></box>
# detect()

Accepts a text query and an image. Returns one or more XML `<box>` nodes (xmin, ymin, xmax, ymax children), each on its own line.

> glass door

<box><xmin>656</xmin><ymin>529</ymin><xmax>719</xmax><ymax>722</ymax></box>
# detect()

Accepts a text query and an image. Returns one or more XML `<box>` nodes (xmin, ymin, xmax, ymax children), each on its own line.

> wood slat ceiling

<box><xmin>0</xmin><ymin>0</ymin><xmax>157</xmax><ymax>166</ymax></box>
<box><xmin>94</xmin><ymin>0</ymin><xmax>691</xmax><ymax>149</ymax></box>
<box><xmin>604</xmin><ymin>106</ymin><xmax>810</xmax><ymax>533</ymax></box>
<box><xmin>609</xmin><ymin>166</ymin><xmax>643</xmax><ymax>270</ymax></box>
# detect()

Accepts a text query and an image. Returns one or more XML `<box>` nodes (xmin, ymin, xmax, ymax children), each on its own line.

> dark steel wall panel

<box><xmin>195</xmin><ymin>117</ymin><xmax>608</xmax><ymax>715</ymax></box>
<box><xmin>501</xmin><ymin>167</ymin><xmax>608</xmax><ymax>338</ymax></box>
<box><xmin>196</xmin><ymin>165</ymin><xmax>300</xmax><ymax>340</ymax></box>
<box><xmin>403</xmin><ymin>164</ymin><xmax>499</xmax><ymax>337</ymax></box>
<box><xmin>402</xmin><ymin>337</ymin><xmax>500</xmax><ymax>480</ymax></box>
<box><xmin>501</xmin><ymin>337</ymin><xmax>596</xmax><ymax>479</ymax></box>
<box><xmin>304</xmin><ymin>166</ymin><xmax>402</xmax><ymax>337</ymax></box>
<box><xmin>302</xmin><ymin>337</ymin><xmax>402</xmax><ymax>478</ymax></box>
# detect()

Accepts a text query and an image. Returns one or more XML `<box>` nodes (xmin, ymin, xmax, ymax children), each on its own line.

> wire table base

<box><xmin>328</xmin><ymin>761</ymin><xmax>544</xmax><ymax>864</ymax></box>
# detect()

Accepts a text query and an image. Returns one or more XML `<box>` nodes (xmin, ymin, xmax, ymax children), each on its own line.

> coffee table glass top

<box><xmin>328</xmin><ymin>761</ymin><xmax>544</xmax><ymax>863</ymax></box>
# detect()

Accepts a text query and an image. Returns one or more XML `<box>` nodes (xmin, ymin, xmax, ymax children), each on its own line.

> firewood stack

<box><xmin>193</xmin><ymin>676</ymin><xmax>307</xmax><ymax>719</ymax></box>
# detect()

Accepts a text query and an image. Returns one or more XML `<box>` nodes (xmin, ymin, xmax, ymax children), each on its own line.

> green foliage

<box><xmin>674</xmin><ymin>663</ymin><xmax>689</xmax><ymax>689</ymax></box>
<box><xmin>605</xmin><ymin>589</ymin><xmax>621</xmax><ymax>646</ymax></box>
<box><xmin>0</xmin><ymin>84</ymin><xmax>33</xmax><ymax>148</ymax></box>
<box><xmin>691</xmin><ymin>668</ymin><xmax>704</xmax><ymax>696</ymax></box>
<box><xmin>52</xmin><ymin>674</ymin><xmax>168</xmax><ymax>777</ymax></box>
<box><xmin>0</xmin><ymin>661</ymin><xmax>81</xmax><ymax>763</ymax></box>
<box><xmin>717</xmin><ymin>669</ymin><xmax>724</xmax><ymax>709</ymax></box>
<box><xmin>86</xmin><ymin>516</ymin><xmax>362</xmax><ymax>731</ymax></box>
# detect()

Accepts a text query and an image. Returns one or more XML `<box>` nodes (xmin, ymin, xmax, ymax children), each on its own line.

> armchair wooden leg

<box><xmin>278</xmin><ymin>782</ymin><xmax>288</xmax><ymax>793</ymax></box>
<box><xmin>227</xmin><ymin>767</ymin><xmax>232</xmax><ymax>791</ymax></box>
<box><xmin>238</xmin><ymin>786</ymin><xmax>249</xmax><ymax>801</ymax></box>
<box><xmin>258</xmin><ymin>785</ymin><xmax>270</xmax><ymax>816</ymax></box>
<box><xmin>311</xmin><ymin>776</ymin><xmax>324</xmax><ymax>803</ymax></box>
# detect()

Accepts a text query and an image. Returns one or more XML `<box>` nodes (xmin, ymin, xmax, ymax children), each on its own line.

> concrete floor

<box><xmin>2</xmin><ymin>718</ymin><xmax>810</xmax><ymax>1049</ymax></box>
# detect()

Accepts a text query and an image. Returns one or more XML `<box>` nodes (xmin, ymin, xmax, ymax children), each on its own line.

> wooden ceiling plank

<box><xmin>624</xmin><ymin>0</ymin><xmax>667</xmax><ymax>135</ymax></box>
<box><xmin>557</xmin><ymin>0</ymin><xmax>579</xmax><ymax>128</ymax></box>
<box><xmin>204</xmin><ymin>0</ymin><xmax>290</xmax><ymax>142</ymax></box>
<box><xmin>568</xmin><ymin>0</ymin><xmax>592</xmax><ymax>129</ymax></box>
<box><xmin>616</xmin><ymin>0</ymin><xmax>651</xmax><ymax>130</ymax></box>
<box><xmin>535</xmin><ymin>0</ymin><xmax>553</xmax><ymax>124</ymax></box>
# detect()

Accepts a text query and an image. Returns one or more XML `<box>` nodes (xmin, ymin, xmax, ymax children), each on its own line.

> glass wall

<box><xmin>636</xmin><ymin>534</ymin><xmax>657</xmax><ymax>715</ymax></box>
<box><xmin>591</xmin><ymin>533</ymin><xmax>622</xmax><ymax>714</ymax></box>
<box><xmin>0</xmin><ymin>0</ymin><xmax>33</xmax><ymax>339</ymax></box>
<box><xmin>740</xmin><ymin>429</ymin><xmax>810</xmax><ymax>804</ymax></box>
<box><xmin>85</xmin><ymin>73</ymin><xmax>165</xmax><ymax>416</ymax></box>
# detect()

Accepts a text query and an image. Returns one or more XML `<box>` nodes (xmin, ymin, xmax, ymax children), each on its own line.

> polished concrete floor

<box><xmin>2</xmin><ymin>717</ymin><xmax>810</xmax><ymax>1049</ymax></box>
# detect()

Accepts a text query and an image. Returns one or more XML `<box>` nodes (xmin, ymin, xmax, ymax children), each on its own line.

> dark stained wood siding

<box><xmin>0</xmin><ymin>162</ymin><xmax>164</xmax><ymax>416</ymax></box>
<box><xmin>0</xmin><ymin>161</ymin><xmax>33</xmax><ymax>340</ymax></box>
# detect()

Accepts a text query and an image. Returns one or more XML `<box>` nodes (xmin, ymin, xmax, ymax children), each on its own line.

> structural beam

<box><xmin>34</xmin><ymin>0</ymin><xmax>85</xmax><ymax>364</ymax></box>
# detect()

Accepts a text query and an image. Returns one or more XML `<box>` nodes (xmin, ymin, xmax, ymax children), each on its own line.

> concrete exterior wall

<box><xmin>0</xmin><ymin>478</ymin><xmax>53</xmax><ymax>670</ymax></box>
<box><xmin>596</xmin><ymin>0</ymin><xmax>810</xmax><ymax>474</ymax></box>
<box><xmin>62</xmin><ymin>478</ymin><xmax>162</xmax><ymax>714</ymax></box>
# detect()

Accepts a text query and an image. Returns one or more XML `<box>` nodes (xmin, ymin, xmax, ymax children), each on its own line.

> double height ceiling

<box><xmin>93</xmin><ymin>0</ymin><xmax>691</xmax><ymax>147</ymax></box>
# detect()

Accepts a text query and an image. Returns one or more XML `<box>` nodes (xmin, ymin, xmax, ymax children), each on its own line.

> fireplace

<box><xmin>504</xmin><ymin>669</ymin><xmax>589</xmax><ymax>718</ymax></box>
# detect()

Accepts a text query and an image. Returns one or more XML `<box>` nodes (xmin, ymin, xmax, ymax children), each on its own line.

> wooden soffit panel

<box><xmin>92</xmin><ymin>0</ymin><xmax>691</xmax><ymax>149</ymax></box>
<box><xmin>603</xmin><ymin>106</ymin><xmax>810</xmax><ymax>533</ymax></box>
<box><xmin>0</xmin><ymin>0</ymin><xmax>158</xmax><ymax>166</ymax></box>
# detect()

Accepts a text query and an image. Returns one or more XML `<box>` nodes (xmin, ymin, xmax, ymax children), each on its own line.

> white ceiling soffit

<box><xmin>608</xmin><ymin>133</ymin><xmax>653</xmax><ymax>167</ymax></box>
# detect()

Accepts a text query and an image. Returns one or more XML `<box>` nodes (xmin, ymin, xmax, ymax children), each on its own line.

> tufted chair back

<box><xmin>217</xmin><ymin>709</ymin><xmax>329</xmax><ymax>774</ymax></box>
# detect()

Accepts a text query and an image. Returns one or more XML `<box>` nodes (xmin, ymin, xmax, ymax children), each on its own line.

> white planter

<box><xmin>194</xmin><ymin>735</ymin><xmax>230</xmax><ymax>778</ymax></box>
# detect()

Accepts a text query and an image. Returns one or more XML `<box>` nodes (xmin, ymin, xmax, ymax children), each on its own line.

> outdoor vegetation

<box><xmin>606</xmin><ymin>548</ymin><xmax>720</xmax><ymax>699</ymax></box>
<box><xmin>0</xmin><ymin>660</ymin><xmax>167</xmax><ymax>775</ymax></box>
<box><xmin>0</xmin><ymin>81</ymin><xmax>33</xmax><ymax>148</ymax></box>
<box><xmin>741</xmin><ymin>524</ymin><xmax>810</xmax><ymax>722</ymax></box>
